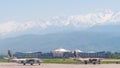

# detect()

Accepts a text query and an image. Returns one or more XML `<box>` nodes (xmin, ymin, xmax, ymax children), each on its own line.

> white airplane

<box><xmin>72</xmin><ymin>50</ymin><xmax>101</xmax><ymax>64</ymax></box>
<box><xmin>4</xmin><ymin>50</ymin><xmax>42</xmax><ymax>65</ymax></box>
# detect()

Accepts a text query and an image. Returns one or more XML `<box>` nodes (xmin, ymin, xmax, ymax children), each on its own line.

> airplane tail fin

<box><xmin>7</xmin><ymin>50</ymin><xmax>18</xmax><ymax>62</ymax></box>
<box><xmin>8</xmin><ymin>50</ymin><xmax>13</xmax><ymax>58</ymax></box>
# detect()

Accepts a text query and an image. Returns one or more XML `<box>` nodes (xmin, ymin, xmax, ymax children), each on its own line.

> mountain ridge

<box><xmin>0</xmin><ymin>30</ymin><xmax>120</xmax><ymax>54</ymax></box>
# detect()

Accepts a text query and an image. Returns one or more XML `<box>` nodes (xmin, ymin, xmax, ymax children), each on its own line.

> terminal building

<box><xmin>77</xmin><ymin>51</ymin><xmax>111</xmax><ymax>58</ymax></box>
<box><xmin>14</xmin><ymin>51</ymin><xmax>42</xmax><ymax>58</ymax></box>
<box><xmin>14</xmin><ymin>48</ymin><xmax>111</xmax><ymax>58</ymax></box>
<box><xmin>51</xmin><ymin>48</ymin><xmax>70</xmax><ymax>58</ymax></box>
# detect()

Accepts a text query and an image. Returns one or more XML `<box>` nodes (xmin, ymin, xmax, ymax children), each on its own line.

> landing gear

<box><xmin>23</xmin><ymin>63</ymin><xmax>26</xmax><ymax>65</ymax></box>
<box><xmin>30</xmin><ymin>63</ymin><xmax>33</xmax><ymax>65</ymax></box>
<box><xmin>84</xmin><ymin>61</ymin><xmax>88</xmax><ymax>64</ymax></box>
<box><xmin>37</xmin><ymin>60</ymin><xmax>41</xmax><ymax>65</ymax></box>
<box><xmin>93</xmin><ymin>62</ymin><xmax>96</xmax><ymax>64</ymax></box>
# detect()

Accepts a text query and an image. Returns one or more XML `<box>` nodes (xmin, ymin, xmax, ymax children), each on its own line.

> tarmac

<box><xmin>0</xmin><ymin>63</ymin><xmax>120</xmax><ymax>68</ymax></box>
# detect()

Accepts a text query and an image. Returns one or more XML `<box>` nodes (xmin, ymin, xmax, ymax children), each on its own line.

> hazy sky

<box><xmin>0</xmin><ymin>0</ymin><xmax>119</xmax><ymax>21</ymax></box>
<box><xmin>0</xmin><ymin>0</ymin><xmax>120</xmax><ymax>37</ymax></box>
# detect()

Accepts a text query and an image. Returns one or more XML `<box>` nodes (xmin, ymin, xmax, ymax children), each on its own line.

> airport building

<box><xmin>14</xmin><ymin>48</ymin><xmax>111</xmax><ymax>58</ymax></box>
<box><xmin>51</xmin><ymin>48</ymin><xmax>70</xmax><ymax>58</ymax></box>
<box><xmin>14</xmin><ymin>52</ymin><xmax>42</xmax><ymax>58</ymax></box>
<box><xmin>41</xmin><ymin>52</ymin><xmax>53</xmax><ymax>58</ymax></box>
<box><xmin>77</xmin><ymin>51</ymin><xmax>111</xmax><ymax>58</ymax></box>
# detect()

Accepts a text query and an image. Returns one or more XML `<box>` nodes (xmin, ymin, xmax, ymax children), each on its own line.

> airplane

<box><xmin>72</xmin><ymin>50</ymin><xmax>102</xmax><ymax>64</ymax></box>
<box><xmin>4</xmin><ymin>50</ymin><xmax>42</xmax><ymax>65</ymax></box>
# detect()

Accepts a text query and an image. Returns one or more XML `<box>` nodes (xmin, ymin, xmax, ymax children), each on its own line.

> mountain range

<box><xmin>0</xmin><ymin>24</ymin><xmax>120</xmax><ymax>54</ymax></box>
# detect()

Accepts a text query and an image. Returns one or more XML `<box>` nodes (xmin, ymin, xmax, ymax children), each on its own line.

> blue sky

<box><xmin>0</xmin><ymin>0</ymin><xmax>120</xmax><ymax>21</ymax></box>
<box><xmin>0</xmin><ymin>0</ymin><xmax>120</xmax><ymax>37</ymax></box>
